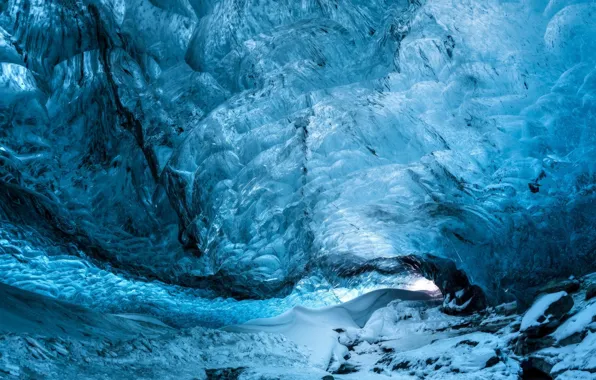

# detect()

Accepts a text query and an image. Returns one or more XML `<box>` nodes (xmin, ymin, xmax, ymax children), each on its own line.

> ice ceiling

<box><xmin>0</xmin><ymin>0</ymin><xmax>595</xmax><ymax>325</ymax></box>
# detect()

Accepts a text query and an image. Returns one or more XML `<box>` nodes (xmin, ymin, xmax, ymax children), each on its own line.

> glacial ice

<box><xmin>1</xmin><ymin>0</ymin><xmax>596</xmax><ymax>359</ymax></box>
<box><xmin>4</xmin><ymin>0</ymin><xmax>596</xmax><ymax>378</ymax></box>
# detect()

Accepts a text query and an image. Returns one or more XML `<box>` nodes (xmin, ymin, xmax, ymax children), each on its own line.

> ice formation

<box><xmin>1</xmin><ymin>0</ymin><xmax>596</xmax><ymax>378</ymax></box>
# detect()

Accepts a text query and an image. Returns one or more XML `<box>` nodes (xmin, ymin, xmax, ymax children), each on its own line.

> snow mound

<box><xmin>225</xmin><ymin>289</ymin><xmax>432</xmax><ymax>368</ymax></box>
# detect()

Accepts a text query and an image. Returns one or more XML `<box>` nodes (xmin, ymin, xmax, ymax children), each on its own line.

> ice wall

<box><xmin>0</xmin><ymin>0</ymin><xmax>595</xmax><ymax>309</ymax></box>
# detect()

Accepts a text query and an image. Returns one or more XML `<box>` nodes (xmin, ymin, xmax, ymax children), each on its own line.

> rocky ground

<box><xmin>1</xmin><ymin>274</ymin><xmax>596</xmax><ymax>379</ymax></box>
<box><xmin>339</xmin><ymin>274</ymin><xmax>596</xmax><ymax>380</ymax></box>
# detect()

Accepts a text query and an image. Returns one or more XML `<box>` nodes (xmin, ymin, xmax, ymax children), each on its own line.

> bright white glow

<box><xmin>331</xmin><ymin>278</ymin><xmax>440</xmax><ymax>303</ymax></box>
<box><xmin>407</xmin><ymin>278</ymin><xmax>440</xmax><ymax>292</ymax></box>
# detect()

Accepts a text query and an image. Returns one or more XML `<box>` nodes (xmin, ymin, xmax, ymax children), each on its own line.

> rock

<box><xmin>515</xmin><ymin>291</ymin><xmax>574</xmax><ymax>354</ymax></box>
<box><xmin>375</xmin><ymin>355</ymin><xmax>392</xmax><ymax>366</ymax></box>
<box><xmin>537</xmin><ymin>279</ymin><xmax>580</xmax><ymax>296</ymax></box>
<box><xmin>494</xmin><ymin>301</ymin><xmax>517</xmax><ymax>316</ymax></box>
<box><xmin>333</xmin><ymin>363</ymin><xmax>359</xmax><ymax>374</ymax></box>
<box><xmin>520</xmin><ymin>292</ymin><xmax>573</xmax><ymax>338</ymax></box>
<box><xmin>205</xmin><ymin>367</ymin><xmax>245</xmax><ymax>379</ymax></box>
<box><xmin>455</xmin><ymin>340</ymin><xmax>479</xmax><ymax>347</ymax></box>
<box><xmin>521</xmin><ymin>357</ymin><xmax>554</xmax><ymax>380</ymax></box>
<box><xmin>558</xmin><ymin>331</ymin><xmax>585</xmax><ymax>346</ymax></box>
<box><xmin>586</xmin><ymin>283</ymin><xmax>596</xmax><ymax>301</ymax></box>
<box><xmin>442</xmin><ymin>285</ymin><xmax>487</xmax><ymax>316</ymax></box>
<box><xmin>479</xmin><ymin>315</ymin><xmax>518</xmax><ymax>333</ymax></box>
<box><xmin>551</xmin><ymin>300</ymin><xmax>596</xmax><ymax>345</ymax></box>
<box><xmin>484</xmin><ymin>355</ymin><xmax>500</xmax><ymax>368</ymax></box>
<box><xmin>392</xmin><ymin>360</ymin><xmax>411</xmax><ymax>371</ymax></box>
<box><xmin>321</xmin><ymin>376</ymin><xmax>334</xmax><ymax>380</ymax></box>
<box><xmin>514</xmin><ymin>335</ymin><xmax>555</xmax><ymax>356</ymax></box>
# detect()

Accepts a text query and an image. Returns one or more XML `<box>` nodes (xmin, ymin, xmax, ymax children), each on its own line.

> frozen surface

<box><xmin>0</xmin><ymin>282</ymin><xmax>325</xmax><ymax>379</ymax></box>
<box><xmin>0</xmin><ymin>222</ymin><xmax>351</xmax><ymax>327</ymax></box>
<box><xmin>3</xmin><ymin>271</ymin><xmax>596</xmax><ymax>379</ymax></box>
<box><xmin>226</xmin><ymin>289</ymin><xmax>433</xmax><ymax>368</ymax></box>
<box><xmin>0</xmin><ymin>0</ymin><xmax>595</xmax><ymax>311</ymax></box>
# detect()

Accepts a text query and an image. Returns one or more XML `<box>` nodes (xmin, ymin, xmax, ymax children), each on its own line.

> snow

<box><xmin>3</xmin><ymin>274</ymin><xmax>596</xmax><ymax>379</ymax></box>
<box><xmin>0</xmin><ymin>282</ymin><xmax>321</xmax><ymax>379</ymax></box>
<box><xmin>384</xmin><ymin>332</ymin><xmax>513</xmax><ymax>378</ymax></box>
<box><xmin>227</xmin><ymin>288</ymin><xmax>522</xmax><ymax>378</ymax></box>
<box><xmin>225</xmin><ymin>289</ymin><xmax>432</xmax><ymax>368</ymax></box>
<box><xmin>520</xmin><ymin>291</ymin><xmax>568</xmax><ymax>331</ymax></box>
<box><xmin>552</xmin><ymin>301</ymin><xmax>596</xmax><ymax>342</ymax></box>
<box><xmin>550</xmin><ymin>332</ymin><xmax>596</xmax><ymax>376</ymax></box>
<box><xmin>556</xmin><ymin>371</ymin><xmax>596</xmax><ymax>380</ymax></box>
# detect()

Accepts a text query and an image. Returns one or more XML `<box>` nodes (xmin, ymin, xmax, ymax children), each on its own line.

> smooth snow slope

<box><xmin>226</xmin><ymin>289</ymin><xmax>433</xmax><ymax>368</ymax></box>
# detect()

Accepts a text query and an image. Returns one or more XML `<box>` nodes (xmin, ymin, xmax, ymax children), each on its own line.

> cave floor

<box><xmin>1</xmin><ymin>275</ymin><xmax>596</xmax><ymax>379</ymax></box>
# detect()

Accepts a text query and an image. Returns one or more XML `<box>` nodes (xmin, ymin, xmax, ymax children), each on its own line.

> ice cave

<box><xmin>1</xmin><ymin>0</ymin><xmax>596</xmax><ymax>378</ymax></box>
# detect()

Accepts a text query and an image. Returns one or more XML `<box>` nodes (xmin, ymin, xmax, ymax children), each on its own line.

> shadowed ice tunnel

<box><xmin>1</xmin><ymin>0</ymin><xmax>596</xmax><ymax>327</ymax></box>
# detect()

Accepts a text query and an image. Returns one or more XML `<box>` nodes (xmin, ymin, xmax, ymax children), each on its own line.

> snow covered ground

<box><xmin>2</xmin><ymin>273</ymin><xmax>596</xmax><ymax>379</ymax></box>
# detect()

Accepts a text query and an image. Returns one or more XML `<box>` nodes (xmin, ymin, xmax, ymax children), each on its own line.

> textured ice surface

<box><xmin>1</xmin><ymin>220</ymin><xmax>429</xmax><ymax>326</ymax></box>
<box><xmin>1</xmin><ymin>0</ymin><xmax>596</xmax><ymax>319</ymax></box>
<box><xmin>0</xmin><ymin>221</ymin><xmax>344</xmax><ymax>327</ymax></box>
